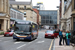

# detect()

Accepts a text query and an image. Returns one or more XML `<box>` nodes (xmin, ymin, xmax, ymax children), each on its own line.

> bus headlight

<box><xmin>14</xmin><ymin>32</ymin><xmax>20</xmax><ymax>36</ymax></box>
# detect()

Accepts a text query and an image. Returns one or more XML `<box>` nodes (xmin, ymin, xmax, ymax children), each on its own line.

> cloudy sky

<box><xmin>16</xmin><ymin>0</ymin><xmax>60</xmax><ymax>10</ymax></box>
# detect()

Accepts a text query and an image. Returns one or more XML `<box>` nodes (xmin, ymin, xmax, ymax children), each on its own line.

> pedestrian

<box><xmin>62</xmin><ymin>30</ymin><xmax>67</xmax><ymax>45</ymax></box>
<box><xmin>59</xmin><ymin>30</ymin><xmax>63</xmax><ymax>45</ymax></box>
<box><xmin>66</xmin><ymin>31</ymin><xmax>71</xmax><ymax>45</ymax></box>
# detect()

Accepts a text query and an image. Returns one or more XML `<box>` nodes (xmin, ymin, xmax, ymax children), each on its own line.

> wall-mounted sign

<box><xmin>0</xmin><ymin>13</ymin><xmax>6</xmax><ymax>16</ymax></box>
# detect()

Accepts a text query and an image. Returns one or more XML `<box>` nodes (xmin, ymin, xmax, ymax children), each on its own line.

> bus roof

<box><xmin>10</xmin><ymin>18</ymin><xmax>37</xmax><ymax>24</ymax></box>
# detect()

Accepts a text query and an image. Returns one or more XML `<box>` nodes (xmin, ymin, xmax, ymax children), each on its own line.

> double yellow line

<box><xmin>49</xmin><ymin>39</ymin><xmax>54</xmax><ymax>50</ymax></box>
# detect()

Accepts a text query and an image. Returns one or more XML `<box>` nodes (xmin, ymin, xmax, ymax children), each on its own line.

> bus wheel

<box><xmin>16</xmin><ymin>39</ymin><xmax>19</xmax><ymax>41</ymax></box>
<box><xmin>35</xmin><ymin>35</ymin><xmax>38</xmax><ymax>39</ymax></box>
<box><xmin>31</xmin><ymin>36</ymin><xmax>33</xmax><ymax>41</ymax></box>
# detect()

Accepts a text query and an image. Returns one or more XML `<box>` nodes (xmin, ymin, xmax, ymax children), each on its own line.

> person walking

<box><xmin>66</xmin><ymin>31</ymin><xmax>71</xmax><ymax>45</ymax></box>
<box><xmin>59</xmin><ymin>30</ymin><xmax>63</xmax><ymax>45</ymax></box>
<box><xmin>62</xmin><ymin>30</ymin><xmax>67</xmax><ymax>45</ymax></box>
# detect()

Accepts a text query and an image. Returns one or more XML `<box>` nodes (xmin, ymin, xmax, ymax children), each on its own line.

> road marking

<box><xmin>28</xmin><ymin>42</ymin><xmax>32</xmax><ymax>44</ymax></box>
<box><xmin>16</xmin><ymin>39</ymin><xmax>38</xmax><ymax>49</ymax></box>
<box><xmin>17</xmin><ymin>44</ymin><xmax>26</xmax><ymax>49</ymax></box>
<box><xmin>14</xmin><ymin>42</ymin><xmax>21</xmax><ymax>44</ymax></box>
<box><xmin>37</xmin><ymin>40</ymin><xmax>44</xmax><ymax>43</ymax></box>
<box><xmin>49</xmin><ymin>39</ymin><xmax>54</xmax><ymax>50</ymax></box>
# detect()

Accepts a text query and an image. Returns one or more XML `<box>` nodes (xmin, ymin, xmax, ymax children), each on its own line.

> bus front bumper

<box><xmin>13</xmin><ymin>35</ymin><xmax>31</xmax><ymax>40</ymax></box>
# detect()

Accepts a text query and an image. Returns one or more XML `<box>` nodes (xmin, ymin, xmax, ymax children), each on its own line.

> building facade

<box><xmin>39</xmin><ymin>15</ymin><xmax>41</xmax><ymax>25</ymax></box>
<box><xmin>59</xmin><ymin>0</ymin><xmax>73</xmax><ymax>31</ymax></box>
<box><xmin>9</xmin><ymin>0</ymin><xmax>37</xmax><ymax>23</ymax></box>
<box><xmin>36</xmin><ymin>2</ymin><xmax>45</xmax><ymax>10</ymax></box>
<box><xmin>10</xmin><ymin>8</ymin><xmax>24</xmax><ymax>20</ymax></box>
<box><xmin>39</xmin><ymin>10</ymin><xmax>57</xmax><ymax>28</ymax></box>
<box><xmin>57</xmin><ymin>9</ymin><xmax>60</xmax><ymax>29</ymax></box>
<box><xmin>0</xmin><ymin>0</ymin><xmax>10</xmax><ymax>32</ymax></box>
<box><xmin>33</xmin><ymin>9</ymin><xmax>41</xmax><ymax>25</ymax></box>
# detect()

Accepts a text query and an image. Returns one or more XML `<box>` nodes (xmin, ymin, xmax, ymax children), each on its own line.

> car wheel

<box><xmin>45</xmin><ymin>36</ymin><xmax>46</xmax><ymax>38</ymax></box>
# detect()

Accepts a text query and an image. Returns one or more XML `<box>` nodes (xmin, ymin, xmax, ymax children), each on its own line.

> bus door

<box><xmin>32</xmin><ymin>25</ymin><xmax>38</xmax><ymax>37</ymax></box>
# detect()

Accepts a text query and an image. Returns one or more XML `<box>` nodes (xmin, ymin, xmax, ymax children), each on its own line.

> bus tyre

<box><xmin>35</xmin><ymin>35</ymin><xmax>38</xmax><ymax>39</ymax></box>
<box><xmin>31</xmin><ymin>36</ymin><xmax>33</xmax><ymax>41</ymax></box>
<box><xmin>17</xmin><ymin>39</ymin><xmax>19</xmax><ymax>41</ymax></box>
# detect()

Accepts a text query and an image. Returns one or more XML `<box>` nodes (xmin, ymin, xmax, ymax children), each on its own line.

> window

<box><xmin>24</xmin><ymin>12</ymin><xmax>26</xmax><ymax>15</ymax></box>
<box><xmin>46</xmin><ymin>15</ymin><xmax>49</xmax><ymax>19</ymax></box>
<box><xmin>10</xmin><ymin>5</ymin><xmax>12</xmax><ymax>7</ymax></box>
<box><xmin>24</xmin><ymin>6</ymin><xmax>26</xmax><ymax>9</ymax></box>
<box><xmin>41</xmin><ymin>20</ymin><xmax>45</xmax><ymax>23</ymax></box>
<box><xmin>49</xmin><ymin>16</ymin><xmax>52</xmax><ymax>19</ymax></box>
<box><xmin>42</xmin><ymin>16</ymin><xmax>45</xmax><ymax>19</ymax></box>
<box><xmin>50</xmin><ymin>20</ymin><xmax>53</xmax><ymax>24</ymax></box>
<box><xmin>17</xmin><ymin>5</ymin><xmax>19</xmax><ymax>9</ymax></box>
<box><xmin>24</xmin><ymin>16</ymin><xmax>27</xmax><ymax>17</ymax></box>
<box><xmin>46</xmin><ymin>20</ymin><xmax>49</xmax><ymax>24</ymax></box>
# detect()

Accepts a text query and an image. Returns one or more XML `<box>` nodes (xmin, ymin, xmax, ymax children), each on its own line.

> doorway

<box><xmin>0</xmin><ymin>24</ymin><xmax>1</xmax><ymax>30</ymax></box>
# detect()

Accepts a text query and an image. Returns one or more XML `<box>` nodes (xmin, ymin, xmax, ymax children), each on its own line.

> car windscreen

<box><xmin>15</xmin><ymin>24</ymin><xmax>31</xmax><ymax>32</ymax></box>
<box><xmin>46</xmin><ymin>31</ymin><xmax>54</xmax><ymax>34</ymax></box>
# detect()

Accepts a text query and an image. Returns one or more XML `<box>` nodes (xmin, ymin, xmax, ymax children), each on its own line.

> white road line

<box><xmin>14</xmin><ymin>42</ymin><xmax>25</xmax><ymax>44</ymax></box>
<box><xmin>28</xmin><ymin>42</ymin><xmax>32</xmax><ymax>44</ymax></box>
<box><xmin>16</xmin><ymin>39</ymin><xmax>38</xmax><ymax>49</ymax></box>
<box><xmin>17</xmin><ymin>44</ymin><xmax>26</xmax><ymax>49</ymax></box>
<box><xmin>37</xmin><ymin>40</ymin><xmax>44</xmax><ymax>43</ymax></box>
<box><xmin>14</xmin><ymin>42</ymin><xmax>21</xmax><ymax>44</ymax></box>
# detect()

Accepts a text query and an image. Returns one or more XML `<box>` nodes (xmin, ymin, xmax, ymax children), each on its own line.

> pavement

<box><xmin>54</xmin><ymin>38</ymin><xmax>75</xmax><ymax>50</ymax></box>
<box><xmin>0</xmin><ymin>35</ymin><xmax>4</xmax><ymax>37</ymax></box>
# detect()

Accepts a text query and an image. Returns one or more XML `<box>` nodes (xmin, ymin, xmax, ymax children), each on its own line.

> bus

<box><xmin>13</xmin><ymin>20</ymin><xmax>38</xmax><ymax>41</ymax></box>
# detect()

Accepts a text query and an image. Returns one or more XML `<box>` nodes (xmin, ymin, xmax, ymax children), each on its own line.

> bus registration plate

<box><xmin>20</xmin><ymin>38</ymin><xmax>24</xmax><ymax>40</ymax></box>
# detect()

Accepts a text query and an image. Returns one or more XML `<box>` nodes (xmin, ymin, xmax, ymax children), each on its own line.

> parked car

<box><xmin>54</xmin><ymin>31</ymin><xmax>59</xmax><ymax>37</ymax></box>
<box><xmin>4</xmin><ymin>30</ymin><xmax>14</xmax><ymax>36</ymax></box>
<box><xmin>45</xmin><ymin>30</ymin><xmax>54</xmax><ymax>38</ymax></box>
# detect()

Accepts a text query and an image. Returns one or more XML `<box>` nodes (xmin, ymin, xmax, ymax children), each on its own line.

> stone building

<box><xmin>59</xmin><ymin>0</ymin><xmax>75</xmax><ymax>31</ymax></box>
<box><xmin>9</xmin><ymin>0</ymin><xmax>37</xmax><ymax>23</ymax></box>
<box><xmin>0</xmin><ymin>0</ymin><xmax>10</xmax><ymax>32</ymax></box>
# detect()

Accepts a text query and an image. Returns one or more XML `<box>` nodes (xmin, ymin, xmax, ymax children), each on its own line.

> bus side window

<box><xmin>29</xmin><ymin>27</ymin><xmax>32</xmax><ymax>32</ymax></box>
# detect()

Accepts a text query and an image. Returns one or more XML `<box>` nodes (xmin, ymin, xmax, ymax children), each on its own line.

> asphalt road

<box><xmin>0</xmin><ymin>30</ymin><xmax>54</xmax><ymax>50</ymax></box>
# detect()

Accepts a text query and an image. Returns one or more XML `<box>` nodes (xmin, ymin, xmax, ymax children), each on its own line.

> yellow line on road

<box><xmin>49</xmin><ymin>39</ymin><xmax>54</xmax><ymax>50</ymax></box>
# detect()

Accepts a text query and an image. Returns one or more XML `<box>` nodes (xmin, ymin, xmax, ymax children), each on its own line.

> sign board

<box><xmin>0</xmin><ymin>13</ymin><xmax>6</xmax><ymax>16</ymax></box>
<box><xmin>17</xmin><ymin>22</ymin><xmax>30</xmax><ymax>24</ymax></box>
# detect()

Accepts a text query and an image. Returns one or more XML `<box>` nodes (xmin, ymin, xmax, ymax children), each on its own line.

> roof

<box><xmin>9</xmin><ymin>1</ymin><xmax>31</xmax><ymax>5</ymax></box>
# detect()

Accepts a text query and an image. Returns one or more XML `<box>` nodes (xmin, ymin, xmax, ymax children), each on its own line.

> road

<box><xmin>0</xmin><ymin>30</ymin><xmax>54</xmax><ymax>50</ymax></box>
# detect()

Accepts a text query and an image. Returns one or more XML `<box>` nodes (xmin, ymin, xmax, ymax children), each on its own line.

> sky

<box><xmin>16</xmin><ymin>0</ymin><xmax>60</xmax><ymax>10</ymax></box>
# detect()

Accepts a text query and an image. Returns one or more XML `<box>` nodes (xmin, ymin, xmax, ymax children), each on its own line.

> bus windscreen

<box><xmin>15</xmin><ymin>24</ymin><xmax>31</xmax><ymax>32</ymax></box>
